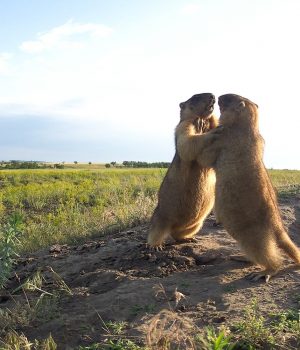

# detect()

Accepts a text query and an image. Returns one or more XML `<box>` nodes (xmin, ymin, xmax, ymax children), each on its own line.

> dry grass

<box><xmin>144</xmin><ymin>309</ymin><xmax>198</xmax><ymax>350</ymax></box>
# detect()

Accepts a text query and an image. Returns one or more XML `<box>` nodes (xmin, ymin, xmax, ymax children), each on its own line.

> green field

<box><xmin>1</xmin><ymin>168</ymin><xmax>300</xmax><ymax>349</ymax></box>
<box><xmin>0</xmin><ymin>168</ymin><xmax>166</xmax><ymax>253</ymax></box>
<box><xmin>0</xmin><ymin>168</ymin><xmax>300</xmax><ymax>253</ymax></box>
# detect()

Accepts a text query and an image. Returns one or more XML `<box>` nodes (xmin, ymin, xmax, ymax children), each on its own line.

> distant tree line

<box><xmin>1</xmin><ymin>160</ymin><xmax>170</xmax><ymax>170</ymax></box>
<box><xmin>0</xmin><ymin>161</ymin><xmax>67</xmax><ymax>170</ymax></box>
<box><xmin>0</xmin><ymin>161</ymin><xmax>50</xmax><ymax>169</ymax></box>
<box><xmin>122</xmin><ymin>161</ymin><xmax>170</xmax><ymax>168</ymax></box>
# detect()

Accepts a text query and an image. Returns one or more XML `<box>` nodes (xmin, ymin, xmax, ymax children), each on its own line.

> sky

<box><xmin>0</xmin><ymin>0</ymin><xmax>300</xmax><ymax>168</ymax></box>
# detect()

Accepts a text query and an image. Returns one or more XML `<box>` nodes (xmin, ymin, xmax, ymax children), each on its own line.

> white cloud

<box><xmin>181</xmin><ymin>3</ymin><xmax>202</xmax><ymax>14</ymax></box>
<box><xmin>0</xmin><ymin>53</ymin><xmax>12</xmax><ymax>74</ymax></box>
<box><xmin>20</xmin><ymin>20</ymin><xmax>112</xmax><ymax>54</ymax></box>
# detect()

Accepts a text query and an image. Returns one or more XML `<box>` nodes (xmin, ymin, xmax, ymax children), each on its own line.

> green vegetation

<box><xmin>122</xmin><ymin>161</ymin><xmax>170</xmax><ymax>168</ymax></box>
<box><xmin>78</xmin><ymin>340</ymin><xmax>146</xmax><ymax>350</ymax></box>
<box><xmin>0</xmin><ymin>160</ymin><xmax>50</xmax><ymax>170</ymax></box>
<box><xmin>195</xmin><ymin>327</ymin><xmax>235</xmax><ymax>350</ymax></box>
<box><xmin>0</xmin><ymin>168</ymin><xmax>300</xmax><ymax>349</ymax></box>
<box><xmin>0</xmin><ymin>332</ymin><xmax>57</xmax><ymax>350</ymax></box>
<box><xmin>231</xmin><ymin>299</ymin><xmax>300</xmax><ymax>349</ymax></box>
<box><xmin>0</xmin><ymin>168</ymin><xmax>299</xmax><ymax>254</ymax></box>
<box><xmin>234</xmin><ymin>299</ymin><xmax>275</xmax><ymax>348</ymax></box>
<box><xmin>0</xmin><ymin>168</ymin><xmax>165</xmax><ymax>252</ymax></box>
<box><xmin>269</xmin><ymin>169</ymin><xmax>300</xmax><ymax>197</ymax></box>
<box><xmin>0</xmin><ymin>213</ymin><xmax>23</xmax><ymax>288</ymax></box>
<box><xmin>104</xmin><ymin>321</ymin><xmax>128</xmax><ymax>335</ymax></box>
<box><xmin>0</xmin><ymin>160</ymin><xmax>171</xmax><ymax>170</ymax></box>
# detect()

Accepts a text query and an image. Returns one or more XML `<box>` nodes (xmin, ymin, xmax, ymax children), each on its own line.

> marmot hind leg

<box><xmin>170</xmin><ymin>221</ymin><xmax>203</xmax><ymax>242</ymax></box>
<box><xmin>241</xmin><ymin>237</ymin><xmax>282</xmax><ymax>283</ymax></box>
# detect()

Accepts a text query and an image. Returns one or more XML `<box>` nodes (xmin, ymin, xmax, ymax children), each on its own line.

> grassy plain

<box><xmin>0</xmin><ymin>168</ymin><xmax>300</xmax><ymax>253</ymax></box>
<box><xmin>0</xmin><ymin>168</ymin><xmax>166</xmax><ymax>252</ymax></box>
<box><xmin>1</xmin><ymin>167</ymin><xmax>300</xmax><ymax>349</ymax></box>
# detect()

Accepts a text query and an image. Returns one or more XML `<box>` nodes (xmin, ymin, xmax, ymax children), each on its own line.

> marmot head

<box><xmin>218</xmin><ymin>94</ymin><xmax>259</xmax><ymax>129</ymax></box>
<box><xmin>179</xmin><ymin>93</ymin><xmax>215</xmax><ymax>121</ymax></box>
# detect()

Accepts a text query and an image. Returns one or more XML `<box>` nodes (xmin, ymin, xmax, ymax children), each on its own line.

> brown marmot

<box><xmin>147</xmin><ymin>93</ymin><xmax>218</xmax><ymax>247</ymax></box>
<box><xmin>176</xmin><ymin>93</ymin><xmax>300</xmax><ymax>281</ymax></box>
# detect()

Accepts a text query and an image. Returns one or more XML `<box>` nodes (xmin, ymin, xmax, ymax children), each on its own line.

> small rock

<box><xmin>206</xmin><ymin>305</ymin><xmax>217</xmax><ymax>311</ymax></box>
<box><xmin>149</xmin><ymin>255</ymin><xmax>157</xmax><ymax>262</ymax></box>
<box><xmin>49</xmin><ymin>244</ymin><xmax>68</xmax><ymax>253</ymax></box>
<box><xmin>195</xmin><ymin>255</ymin><xmax>217</xmax><ymax>265</ymax></box>
<box><xmin>174</xmin><ymin>256</ymin><xmax>195</xmax><ymax>266</ymax></box>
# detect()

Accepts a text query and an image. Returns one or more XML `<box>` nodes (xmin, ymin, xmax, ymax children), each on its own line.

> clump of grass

<box><xmin>0</xmin><ymin>292</ymin><xmax>60</xmax><ymax>333</ymax></box>
<box><xmin>12</xmin><ymin>269</ymin><xmax>46</xmax><ymax>295</ymax></box>
<box><xmin>234</xmin><ymin>299</ymin><xmax>275</xmax><ymax>349</ymax></box>
<box><xmin>0</xmin><ymin>213</ymin><xmax>23</xmax><ymax>288</ymax></box>
<box><xmin>0</xmin><ymin>301</ymin><xmax>32</xmax><ymax>331</ymax></box>
<box><xmin>270</xmin><ymin>309</ymin><xmax>300</xmax><ymax>347</ymax></box>
<box><xmin>0</xmin><ymin>331</ymin><xmax>57</xmax><ymax>350</ymax></box>
<box><xmin>0</xmin><ymin>269</ymin><xmax>72</xmax><ymax>335</ymax></box>
<box><xmin>196</xmin><ymin>327</ymin><xmax>235</xmax><ymax>350</ymax></box>
<box><xmin>78</xmin><ymin>339</ymin><xmax>145</xmax><ymax>350</ymax></box>
<box><xmin>144</xmin><ymin>309</ymin><xmax>199</xmax><ymax>349</ymax></box>
<box><xmin>79</xmin><ymin>317</ymin><xmax>144</xmax><ymax>349</ymax></box>
<box><xmin>104</xmin><ymin>321</ymin><xmax>128</xmax><ymax>335</ymax></box>
<box><xmin>144</xmin><ymin>308</ymin><xmax>236</xmax><ymax>350</ymax></box>
<box><xmin>47</xmin><ymin>266</ymin><xmax>73</xmax><ymax>295</ymax></box>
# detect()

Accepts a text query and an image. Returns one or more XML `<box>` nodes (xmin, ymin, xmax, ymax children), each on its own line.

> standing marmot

<box><xmin>176</xmin><ymin>93</ymin><xmax>300</xmax><ymax>281</ymax></box>
<box><xmin>147</xmin><ymin>93</ymin><xmax>217</xmax><ymax>247</ymax></box>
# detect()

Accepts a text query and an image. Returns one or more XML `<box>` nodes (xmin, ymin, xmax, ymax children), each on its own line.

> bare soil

<box><xmin>2</xmin><ymin>195</ymin><xmax>300</xmax><ymax>349</ymax></box>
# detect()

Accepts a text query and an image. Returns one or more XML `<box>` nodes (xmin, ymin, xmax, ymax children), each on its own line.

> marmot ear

<box><xmin>179</xmin><ymin>102</ymin><xmax>185</xmax><ymax>109</ymax></box>
<box><xmin>238</xmin><ymin>101</ymin><xmax>246</xmax><ymax>109</ymax></box>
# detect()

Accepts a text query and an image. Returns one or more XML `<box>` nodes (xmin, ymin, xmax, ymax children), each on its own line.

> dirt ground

<box><xmin>2</xmin><ymin>195</ymin><xmax>300</xmax><ymax>349</ymax></box>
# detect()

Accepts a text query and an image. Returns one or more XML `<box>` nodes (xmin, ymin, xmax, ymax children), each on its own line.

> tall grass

<box><xmin>268</xmin><ymin>169</ymin><xmax>300</xmax><ymax>197</ymax></box>
<box><xmin>0</xmin><ymin>169</ymin><xmax>165</xmax><ymax>252</ymax></box>
<box><xmin>0</xmin><ymin>168</ymin><xmax>299</xmax><ymax>253</ymax></box>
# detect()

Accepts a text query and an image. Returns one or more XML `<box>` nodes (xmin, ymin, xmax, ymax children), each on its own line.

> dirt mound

<box><xmin>1</xmin><ymin>196</ymin><xmax>300</xmax><ymax>349</ymax></box>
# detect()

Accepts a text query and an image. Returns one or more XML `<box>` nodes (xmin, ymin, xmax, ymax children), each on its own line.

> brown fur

<box><xmin>147</xmin><ymin>93</ymin><xmax>218</xmax><ymax>247</ymax></box>
<box><xmin>176</xmin><ymin>93</ymin><xmax>300</xmax><ymax>281</ymax></box>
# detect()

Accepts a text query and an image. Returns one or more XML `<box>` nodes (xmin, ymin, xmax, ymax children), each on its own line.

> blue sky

<box><xmin>0</xmin><ymin>0</ymin><xmax>300</xmax><ymax>168</ymax></box>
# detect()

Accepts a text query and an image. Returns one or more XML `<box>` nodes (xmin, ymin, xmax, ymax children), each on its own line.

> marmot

<box><xmin>147</xmin><ymin>93</ymin><xmax>218</xmax><ymax>247</ymax></box>
<box><xmin>176</xmin><ymin>93</ymin><xmax>300</xmax><ymax>281</ymax></box>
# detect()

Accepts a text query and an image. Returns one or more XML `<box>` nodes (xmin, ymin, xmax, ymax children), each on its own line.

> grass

<box><xmin>143</xmin><ymin>299</ymin><xmax>300</xmax><ymax>350</ymax></box>
<box><xmin>78</xmin><ymin>339</ymin><xmax>146</xmax><ymax>350</ymax></box>
<box><xmin>0</xmin><ymin>168</ymin><xmax>299</xmax><ymax>254</ymax></box>
<box><xmin>145</xmin><ymin>309</ymin><xmax>236</xmax><ymax>350</ymax></box>
<box><xmin>0</xmin><ymin>213</ymin><xmax>23</xmax><ymax>288</ymax></box>
<box><xmin>233</xmin><ymin>299</ymin><xmax>275</xmax><ymax>349</ymax></box>
<box><xmin>0</xmin><ymin>168</ymin><xmax>165</xmax><ymax>252</ymax></box>
<box><xmin>0</xmin><ymin>331</ymin><xmax>57</xmax><ymax>350</ymax></box>
<box><xmin>268</xmin><ymin>169</ymin><xmax>300</xmax><ymax>197</ymax></box>
<box><xmin>0</xmin><ymin>281</ymin><xmax>61</xmax><ymax>335</ymax></box>
<box><xmin>0</xmin><ymin>267</ymin><xmax>71</xmax><ymax>349</ymax></box>
<box><xmin>0</xmin><ymin>167</ymin><xmax>300</xmax><ymax>349</ymax></box>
